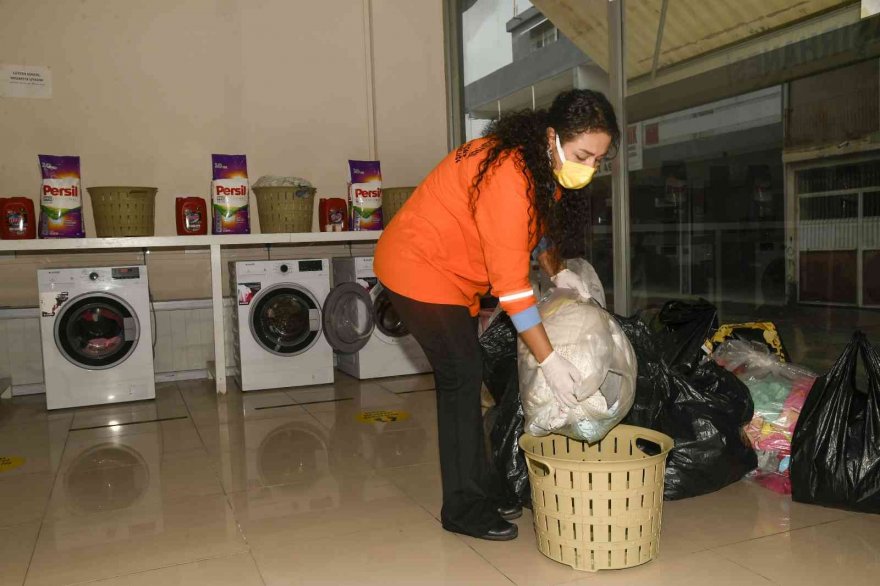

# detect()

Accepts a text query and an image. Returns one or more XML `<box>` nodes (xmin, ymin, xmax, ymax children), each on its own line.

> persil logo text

<box><xmin>216</xmin><ymin>185</ymin><xmax>247</xmax><ymax>196</ymax></box>
<box><xmin>355</xmin><ymin>188</ymin><xmax>381</xmax><ymax>198</ymax></box>
<box><xmin>43</xmin><ymin>185</ymin><xmax>78</xmax><ymax>197</ymax></box>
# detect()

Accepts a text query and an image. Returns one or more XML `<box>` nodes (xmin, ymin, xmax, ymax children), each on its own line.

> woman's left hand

<box><xmin>538</xmin><ymin>351</ymin><xmax>582</xmax><ymax>408</ymax></box>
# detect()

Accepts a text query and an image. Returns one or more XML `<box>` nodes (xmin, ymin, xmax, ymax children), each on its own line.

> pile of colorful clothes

<box><xmin>712</xmin><ymin>339</ymin><xmax>817</xmax><ymax>494</ymax></box>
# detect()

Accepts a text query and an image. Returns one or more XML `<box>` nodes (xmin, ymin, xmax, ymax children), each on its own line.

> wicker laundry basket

<box><xmin>87</xmin><ymin>186</ymin><xmax>157</xmax><ymax>237</ymax></box>
<box><xmin>381</xmin><ymin>186</ymin><xmax>416</xmax><ymax>226</ymax></box>
<box><xmin>520</xmin><ymin>425</ymin><xmax>673</xmax><ymax>572</ymax></box>
<box><xmin>253</xmin><ymin>186</ymin><xmax>316</xmax><ymax>233</ymax></box>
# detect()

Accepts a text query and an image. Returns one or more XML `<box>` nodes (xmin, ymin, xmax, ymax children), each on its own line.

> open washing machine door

<box><xmin>323</xmin><ymin>282</ymin><xmax>375</xmax><ymax>354</ymax></box>
<box><xmin>249</xmin><ymin>283</ymin><xmax>322</xmax><ymax>356</ymax></box>
<box><xmin>324</xmin><ymin>279</ymin><xmax>412</xmax><ymax>354</ymax></box>
<box><xmin>54</xmin><ymin>292</ymin><xmax>140</xmax><ymax>370</ymax></box>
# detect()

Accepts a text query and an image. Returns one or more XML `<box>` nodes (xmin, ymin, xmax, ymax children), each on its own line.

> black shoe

<box><xmin>498</xmin><ymin>504</ymin><xmax>523</xmax><ymax>521</ymax></box>
<box><xmin>442</xmin><ymin>519</ymin><xmax>519</xmax><ymax>541</ymax></box>
<box><xmin>478</xmin><ymin>519</ymin><xmax>518</xmax><ymax>541</ymax></box>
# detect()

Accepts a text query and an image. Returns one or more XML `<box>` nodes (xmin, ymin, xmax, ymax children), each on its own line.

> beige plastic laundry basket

<box><xmin>381</xmin><ymin>186</ymin><xmax>415</xmax><ymax>226</ymax></box>
<box><xmin>519</xmin><ymin>425</ymin><xmax>673</xmax><ymax>572</ymax></box>
<box><xmin>87</xmin><ymin>186</ymin><xmax>157</xmax><ymax>237</ymax></box>
<box><xmin>253</xmin><ymin>186</ymin><xmax>316</xmax><ymax>233</ymax></box>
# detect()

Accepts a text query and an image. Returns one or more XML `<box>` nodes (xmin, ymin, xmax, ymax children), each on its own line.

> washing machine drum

<box><xmin>323</xmin><ymin>281</ymin><xmax>409</xmax><ymax>354</ymax></box>
<box><xmin>372</xmin><ymin>286</ymin><xmax>409</xmax><ymax>339</ymax></box>
<box><xmin>55</xmin><ymin>293</ymin><xmax>139</xmax><ymax>370</ymax></box>
<box><xmin>250</xmin><ymin>284</ymin><xmax>322</xmax><ymax>356</ymax></box>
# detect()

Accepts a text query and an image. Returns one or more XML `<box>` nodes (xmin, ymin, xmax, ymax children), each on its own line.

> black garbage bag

<box><xmin>480</xmin><ymin>311</ymin><xmax>518</xmax><ymax>406</ymax></box>
<box><xmin>791</xmin><ymin>332</ymin><xmax>880</xmax><ymax>513</ymax></box>
<box><xmin>654</xmin><ymin>299</ymin><xmax>719</xmax><ymax>374</ymax></box>
<box><xmin>480</xmin><ymin>313</ymin><xmax>530</xmax><ymax>507</ymax></box>
<box><xmin>619</xmin><ymin>315</ymin><xmax>757</xmax><ymax>500</ymax></box>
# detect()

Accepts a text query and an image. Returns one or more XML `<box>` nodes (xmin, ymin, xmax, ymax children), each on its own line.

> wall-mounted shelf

<box><xmin>1</xmin><ymin>230</ymin><xmax>382</xmax><ymax>395</ymax></box>
<box><xmin>0</xmin><ymin>231</ymin><xmax>382</xmax><ymax>252</ymax></box>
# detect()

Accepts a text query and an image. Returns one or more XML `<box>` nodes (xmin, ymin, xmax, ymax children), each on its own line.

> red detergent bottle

<box><xmin>0</xmin><ymin>197</ymin><xmax>37</xmax><ymax>240</ymax></box>
<box><xmin>176</xmin><ymin>197</ymin><xmax>208</xmax><ymax>235</ymax></box>
<box><xmin>319</xmin><ymin>198</ymin><xmax>348</xmax><ymax>232</ymax></box>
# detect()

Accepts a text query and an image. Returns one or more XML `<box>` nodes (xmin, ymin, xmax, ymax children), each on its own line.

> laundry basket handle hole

<box><xmin>525</xmin><ymin>454</ymin><xmax>552</xmax><ymax>478</ymax></box>
<box><xmin>634</xmin><ymin>438</ymin><xmax>662</xmax><ymax>457</ymax></box>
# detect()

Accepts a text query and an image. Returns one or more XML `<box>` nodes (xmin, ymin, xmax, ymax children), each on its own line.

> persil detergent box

<box><xmin>348</xmin><ymin>160</ymin><xmax>383</xmax><ymax>231</ymax></box>
<box><xmin>38</xmin><ymin>155</ymin><xmax>85</xmax><ymax>238</ymax></box>
<box><xmin>211</xmin><ymin>154</ymin><xmax>250</xmax><ymax>234</ymax></box>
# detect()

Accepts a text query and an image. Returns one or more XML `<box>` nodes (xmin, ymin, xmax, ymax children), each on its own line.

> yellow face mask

<box><xmin>552</xmin><ymin>134</ymin><xmax>595</xmax><ymax>190</ymax></box>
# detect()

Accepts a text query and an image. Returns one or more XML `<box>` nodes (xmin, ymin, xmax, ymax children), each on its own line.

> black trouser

<box><xmin>386</xmin><ymin>289</ymin><xmax>501</xmax><ymax>535</ymax></box>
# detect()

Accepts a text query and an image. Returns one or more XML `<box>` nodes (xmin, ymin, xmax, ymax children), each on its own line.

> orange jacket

<box><xmin>375</xmin><ymin>138</ymin><xmax>540</xmax><ymax>318</ymax></box>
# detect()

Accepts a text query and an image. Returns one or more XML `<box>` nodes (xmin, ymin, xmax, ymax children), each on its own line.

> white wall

<box><xmin>0</xmin><ymin>0</ymin><xmax>448</xmax><ymax>306</ymax></box>
<box><xmin>372</xmin><ymin>0</ymin><xmax>449</xmax><ymax>186</ymax></box>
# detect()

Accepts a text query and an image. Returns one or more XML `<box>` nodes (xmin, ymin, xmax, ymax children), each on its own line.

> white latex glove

<box><xmin>551</xmin><ymin>268</ymin><xmax>592</xmax><ymax>301</ymax></box>
<box><xmin>539</xmin><ymin>351</ymin><xmax>582</xmax><ymax>409</ymax></box>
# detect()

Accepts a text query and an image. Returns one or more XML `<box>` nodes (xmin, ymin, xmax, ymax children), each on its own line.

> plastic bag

<box><xmin>791</xmin><ymin>332</ymin><xmax>880</xmax><ymax>513</ymax></box>
<box><xmin>713</xmin><ymin>340</ymin><xmax>817</xmax><ymax>494</ymax></box>
<box><xmin>481</xmin><ymin>311</ymin><xmax>519</xmax><ymax>408</ymax></box>
<box><xmin>705</xmin><ymin>322</ymin><xmax>790</xmax><ymax>362</ymax></box>
<box><xmin>518</xmin><ymin>289</ymin><xmax>636</xmax><ymax>442</ymax></box>
<box><xmin>480</xmin><ymin>313</ymin><xmax>530</xmax><ymax>507</ymax></box>
<box><xmin>252</xmin><ymin>175</ymin><xmax>314</xmax><ymax>190</ymax></box>
<box><xmin>619</xmin><ymin>315</ymin><xmax>757</xmax><ymax>500</ymax></box>
<box><xmin>564</xmin><ymin>258</ymin><xmax>606</xmax><ymax>309</ymax></box>
<box><xmin>654</xmin><ymin>299</ymin><xmax>718</xmax><ymax>374</ymax></box>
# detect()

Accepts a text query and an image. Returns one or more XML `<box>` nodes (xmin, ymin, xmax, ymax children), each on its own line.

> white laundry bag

<box><xmin>565</xmin><ymin>257</ymin><xmax>606</xmax><ymax>309</ymax></box>
<box><xmin>517</xmin><ymin>287</ymin><xmax>636</xmax><ymax>443</ymax></box>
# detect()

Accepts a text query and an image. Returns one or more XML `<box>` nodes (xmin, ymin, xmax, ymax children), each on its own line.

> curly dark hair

<box><xmin>470</xmin><ymin>89</ymin><xmax>620</xmax><ymax>260</ymax></box>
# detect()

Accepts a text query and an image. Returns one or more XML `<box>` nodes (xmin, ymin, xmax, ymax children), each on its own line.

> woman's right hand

<box><xmin>538</xmin><ymin>351</ymin><xmax>582</xmax><ymax>408</ymax></box>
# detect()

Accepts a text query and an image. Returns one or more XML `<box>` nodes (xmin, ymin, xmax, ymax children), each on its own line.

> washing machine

<box><xmin>324</xmin><ymin>256</ymin><xmax>431</xmax><ymax>379</ymax></box>
<box><xmin>231</xmin><ymin>259</ymin><xmax>334</xmax><ymax>391</ymax></box>
<box><xmin>38</xmin><ymin>266</ymin><xmax>155</xmax><ymax>410</ymax></box>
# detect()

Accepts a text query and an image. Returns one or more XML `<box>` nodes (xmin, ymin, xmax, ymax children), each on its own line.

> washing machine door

<box><xmin>371</xmin><ymin>283</ymin><xmax>410</xmax><ymax>341</ymax></box>
<box><xmin>323</xmin><ymin>282</ymin><xmax>374</xmax><ymax>354</ymax></box>
<box><xmin>54</xmin><ymin>292</ymin><xmax>140</xmax><ymax>370</ymax></box>
<box><xmin>250</xmin><ymin>284</ymin><xmax>322</xmax><ymax>356</ymax></box>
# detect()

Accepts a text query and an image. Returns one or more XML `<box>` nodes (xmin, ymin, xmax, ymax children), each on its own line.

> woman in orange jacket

<box><xmin>375</xmin><ymin>89</ymin><xmax>619</xmax><ymax>541</ymax></box>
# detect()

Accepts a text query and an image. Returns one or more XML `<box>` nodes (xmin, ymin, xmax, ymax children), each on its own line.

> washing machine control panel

<box><xmin>237</xmin><ymin>259</ymin><xmax>328</xmax><ymax>278</ymax></box>
<box><xmin>38</xmin><ymin>266</ymin><xmax>146</xmax><ymax>287</ymax></box>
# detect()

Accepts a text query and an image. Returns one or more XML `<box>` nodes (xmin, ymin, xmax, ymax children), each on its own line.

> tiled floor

<box><xmin>1</xmin><ymin>374</ymin><xmax>878</xmax><ymax>585</ymax></box>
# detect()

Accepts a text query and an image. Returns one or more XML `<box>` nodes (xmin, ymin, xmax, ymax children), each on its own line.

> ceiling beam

<box><xmin>651</xmin><ymin>0</ymin><xmax>669</xmax><ymax>80</ymax></box>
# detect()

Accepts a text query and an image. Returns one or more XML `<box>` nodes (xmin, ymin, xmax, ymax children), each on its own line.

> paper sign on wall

<box><xmin>1</xmin><ymin>64</ymin><xmax>52</xmax><ymax>99</ymax></box>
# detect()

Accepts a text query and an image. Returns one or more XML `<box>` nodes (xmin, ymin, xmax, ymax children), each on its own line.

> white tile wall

<box><xmin>152</xmin><ymin>306</ymin><xmax>216</xmax><ymax>374</ymax></box>
<box><xmin>0</xmin><ymin>318</ymin><xmax>45</xmax><ymax>386</ymax></box>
